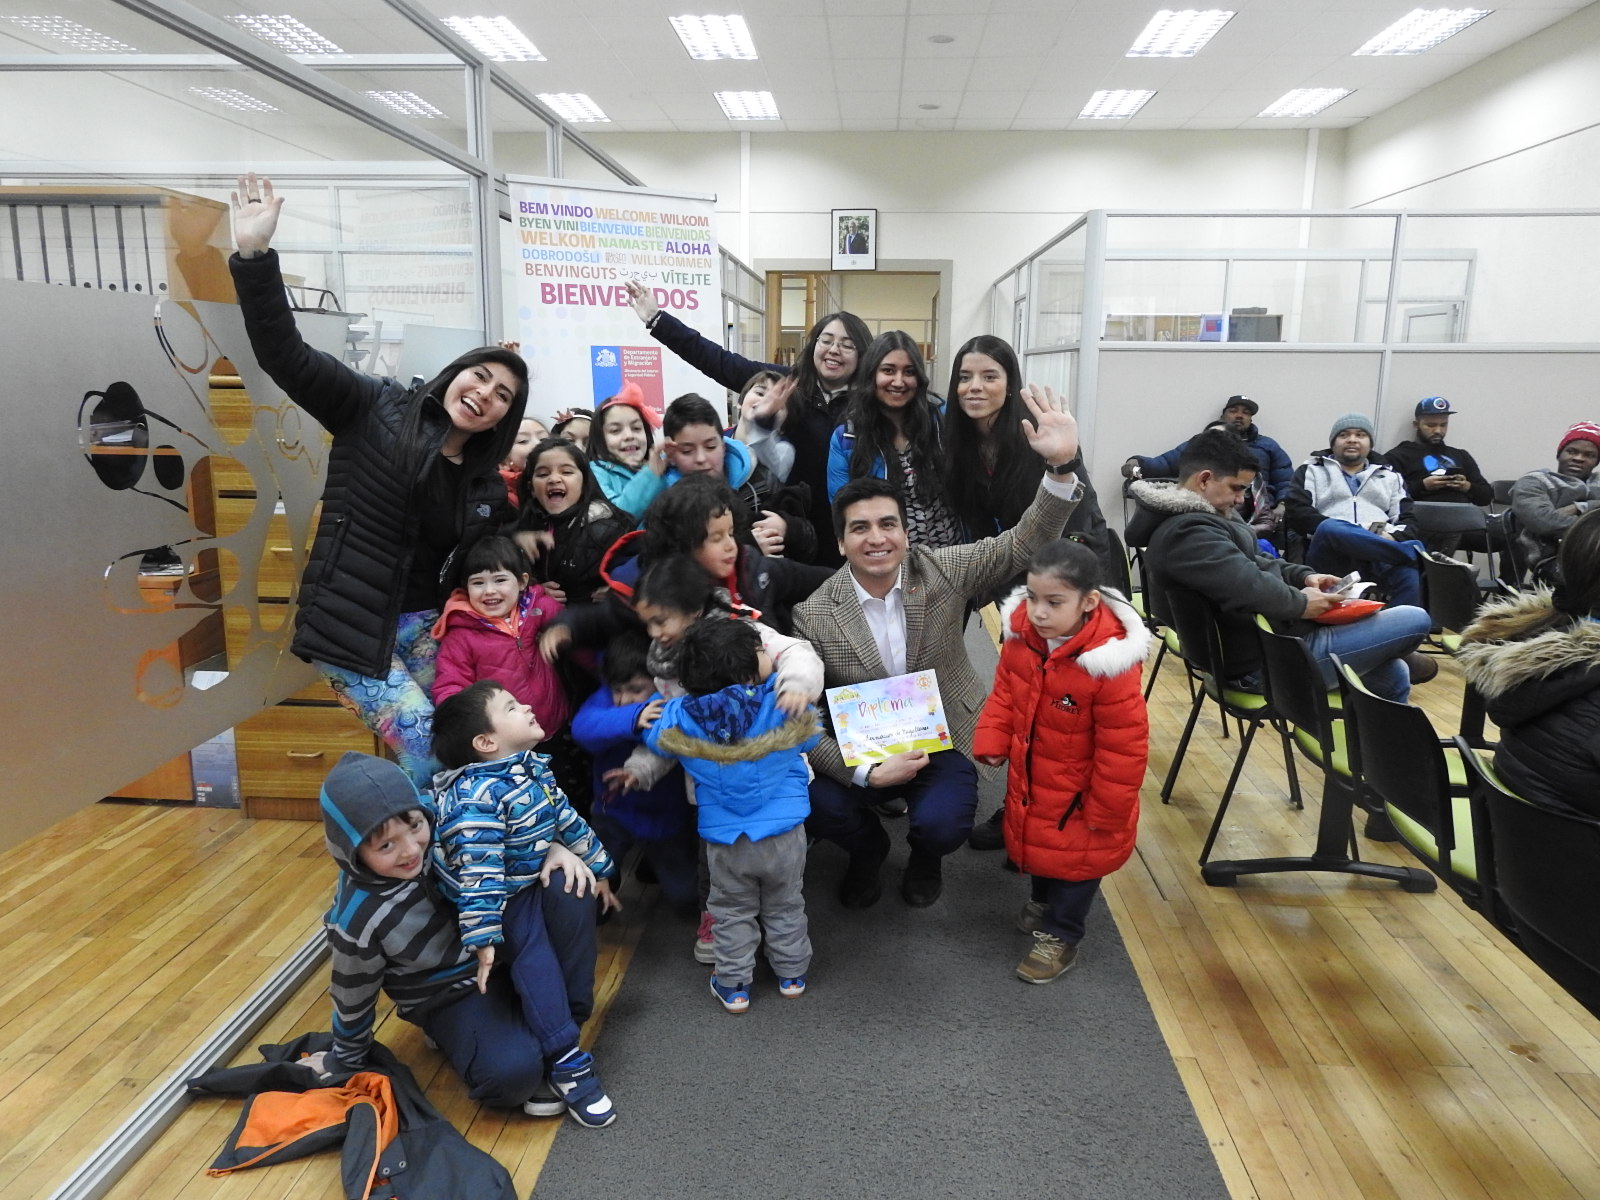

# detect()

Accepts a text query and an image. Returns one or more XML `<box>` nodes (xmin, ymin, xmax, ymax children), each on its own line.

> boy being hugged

<box><xmin>309</xmin><ymin>751</ymin><xmax>591</xmax><ymax>1118</ymax></box>
<box><xmin>974</xmin><ymin>540</ymin><xmax>1150</xmax><ymax>985</ymax></box>
<box><xmin>430</xmin><ymin>681</ymin><xmax>621</xmax><ymax>1127</ymax></box>
<box><xmin>643</xmin><ymin>617</ymin><xmax>821</xmax><ymax>1013</ymax></box>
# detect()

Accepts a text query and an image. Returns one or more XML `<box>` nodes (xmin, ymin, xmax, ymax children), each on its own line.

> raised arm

<box><xmin>626</xmin><ymin>281</ymin><xmax>784</xmax><ymax>392</ymax></box>
<box><xmin>228</xmin><ymin>173</ymin><xmax>383</xmax><ymax>434</ymax></box>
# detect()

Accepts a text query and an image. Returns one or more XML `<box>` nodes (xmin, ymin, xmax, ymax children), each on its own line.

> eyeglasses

<box><xmin>816</xmin><ymin>334</ymin><xmax>856</xmax><ymax>353</ymax></box>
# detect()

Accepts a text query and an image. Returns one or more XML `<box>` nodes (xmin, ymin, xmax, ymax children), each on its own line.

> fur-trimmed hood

<box><xmin>652</xmin><ymin>684</ymin><xmax>822</xmax><ymax>763</ymax></box>
<box><xmin>1127</xmin><ymin>478</ymin><xmax>1217</xmax><ymax>516</ymax></box>
<box><xmin>1457</xmin><ymin>590</ymin><xmax>1600</xmax><ymax>703</ymax></box>
<box><xmin>996</xmin><ymin>585</ymin><xmax>1151</xmax><ymax>678</ymax></box>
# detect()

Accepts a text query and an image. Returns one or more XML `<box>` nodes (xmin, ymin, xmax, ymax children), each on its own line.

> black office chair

<box><xmin>1460</xmin><ymin>744</ymin><xmax>1600</xmax><ymax>1020</ymax></box>
<box><xmin>1411</xmin><ymin>500</ymin><xmax>1487</xmax><ymax>546</ymax></box>
<box><xmin>1159</xmin><ymin>588</ymin><xmax>1301</xmax><ymax>823</ymax></box>
<box><xmin>1194</xmin><ymin>619</ymin><xmax>1434</xmax><ymax>892</ymax></box>
<box><xmin>1334</xmin><ymin>656</ymin><xmax>1484</xmax><ymax>909</ymax></box>
<box><xmin>1420</xmin><ymin>552</ymin><xmax>1483</xmax><ymax>653</ymax></box>
<box><xmin>1104</xmin><ymin>527</ymin><xmax>1178</xmax><ymax>700</ymax></box>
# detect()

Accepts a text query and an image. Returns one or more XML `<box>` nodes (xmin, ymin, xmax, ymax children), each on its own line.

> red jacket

<box><xmin>973</xmin><ymin>588</ymin><xmax>1150</xmax><ymax>882</ymax></box>
<box><xmin>430</xmin><ymin>585</ymin><xmax>569</xmax><ymax>733</ymax></box>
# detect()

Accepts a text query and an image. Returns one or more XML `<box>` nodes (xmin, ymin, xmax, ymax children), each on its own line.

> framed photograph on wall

<box><xmin>831</xmin><ymin>208</ymin><xmax>877</xmax><ymax>271</ymax></box>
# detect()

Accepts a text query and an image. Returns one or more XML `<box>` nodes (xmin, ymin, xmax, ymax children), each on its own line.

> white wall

<box><xmin>587</xmin><ymin>130</ymin><xmax>1317</xmax><ymax>348</ymax></box>
<box><xmin>1340</xmin><ymin>3</ymin><xmax>1600</xmax><ymax>209</ymax></box>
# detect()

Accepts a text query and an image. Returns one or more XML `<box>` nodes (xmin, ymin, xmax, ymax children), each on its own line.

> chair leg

<box><xmin>1277</xmin><ymin>724</ymin><xmax>1303</xmax><ymax>809</ymax></box>
<box><xmin>1215</xmin><ymin>698</ymin><xmax>1231</xmax><ymax>739</ymax></box>
<box><xmin>1161</xmin><ymin>687</ymin><xmax>1206</xmax><ymax>804</ymax></box>
<box><xmin>1200</xmin><ymin>721</ymin><xmax>1259</xmax><ymax>864</ymax></box>
<box><xmin>1143</xmin><ymin>638</ymin><xmax>1168</xmax><ymax>700</ymax></box>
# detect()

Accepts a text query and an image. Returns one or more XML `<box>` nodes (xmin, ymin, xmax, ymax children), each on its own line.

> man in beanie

<box><xmin>1509</xmin><ymin>422</ymin><xmax>1600</xmax><ymax>580</ymax></box>
<box><xmin>1383</xmin><ymin>396</ymin><xmax>1493</xmax><ymax>553</ymax></box>
<box><xmin>1284</xmin><ymin>413</ymin><xmax>1426</xmax><ymax>608</ymax></box>
<box><xmin>1122</xmin><ymin>394</ymin><xmax>1293</xmax><ymax>502</ymax></box>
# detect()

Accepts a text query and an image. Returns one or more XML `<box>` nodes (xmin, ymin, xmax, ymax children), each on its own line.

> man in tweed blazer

<box><xmin>793</xmin><ymin>385</ymin><xmax>1082</xmax><ymax>908</ymax></box>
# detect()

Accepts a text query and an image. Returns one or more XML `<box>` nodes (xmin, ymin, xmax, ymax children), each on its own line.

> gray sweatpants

<box><xmin>704</xmin><ymin>825</ymin><xmax>812</xmax><ymax>986</ymax></box>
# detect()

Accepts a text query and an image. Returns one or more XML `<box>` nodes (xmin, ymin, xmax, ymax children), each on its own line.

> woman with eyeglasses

<box><xmin>626</xmin><ymin>281</ymin><xmax>870</xmax><ymax>564</ymax></box>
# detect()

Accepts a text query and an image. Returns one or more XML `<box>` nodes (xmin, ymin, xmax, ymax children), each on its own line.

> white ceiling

<box><xmin>0</xmin><ymin>0</ymin><xmax>1593</xmax><ymax>134</ymax></box>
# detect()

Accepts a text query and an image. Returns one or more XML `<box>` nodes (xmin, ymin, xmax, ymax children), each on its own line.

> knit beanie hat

<box><xmin>1558</xmin><ymin>421</ymin><xmax>1600</xmax><ymax>454</ymax></box>
<box><xmin>1329</xmin><ymin>413</ymin><xmax>1375</xmax><ymax>443</ymax></box>
<box><xmin>320</xmin><ymin>752</ymin><xmax>428</xmax><ymax>884</ymax></box>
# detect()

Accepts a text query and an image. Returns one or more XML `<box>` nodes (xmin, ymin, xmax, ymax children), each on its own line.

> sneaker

<box><xmin>693</xmin><ymin>911</ymin><xmax>716</xmax><ymax>964</ymax></box>
<box><xmin>968</xmin><ymin>809</ymin><xmax>1005</xmax><ymax>851</ymax></box>
<box><xmin>709</xmin><ymin>974</ymin><xmax>751</xmax><ymax>1013</ymax></box>
<box><xmin>1016</xmin><ymin>900</ymin><xmax>1045</xmax><ymax>934</ymax></box>
<box><xmin>521</xmin><ymin>1077</ymin><xmax>565</xmax><ymax>1118</ymax></box>
<box><xmin>777</xmin><ymin>975</ymin><xmax>807</xmax><ymax>998</ymax></box>
<box><xmin>1016</xmin><ymin>931</ymin><xmax>1078</xmax><ymax>985</ymax></box>
<box><xmin>871</xmin><ymin>795</ymin><xmax>909</xmax><ymax>818</ymax></box>
<box><xmin>548</xmin><ymin>1049</ymin><xmax>617</xmax><ymax>1128</ymax></box>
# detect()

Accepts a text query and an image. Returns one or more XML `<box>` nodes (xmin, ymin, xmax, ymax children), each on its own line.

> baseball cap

<box><xmin>1222</xmin><ymin>394</ymin><xmax>1258</xmax><ymax>416</ymax></box>
<box><xmin>1415</xmin><ymin>396</ymin><xmax>1454</xmax><ymax>416</ymax></box>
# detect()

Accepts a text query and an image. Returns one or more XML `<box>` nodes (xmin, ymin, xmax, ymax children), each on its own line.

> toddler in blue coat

<box><xmin>643</xmin><ymin>616</ymin><xmax>821</xmax><ymax>1013</ymax></box>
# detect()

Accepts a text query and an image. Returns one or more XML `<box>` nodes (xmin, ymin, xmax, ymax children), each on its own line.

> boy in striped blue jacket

<box><xmin>430</xmin><ymin>680</ymin><xmax>621</xmax><ymax>1128</ymax></box>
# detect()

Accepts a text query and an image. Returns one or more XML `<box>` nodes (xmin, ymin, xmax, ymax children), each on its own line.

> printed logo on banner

<box><xmin>590</xmin><ymin>345</ymin><xmax>665</xmax><ymax>412</ymax></box>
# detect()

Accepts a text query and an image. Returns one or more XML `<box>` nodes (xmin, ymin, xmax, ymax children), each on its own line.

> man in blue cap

<box><xmin>1383</xmin><ymin>396</ymin><xmax>1493</xmax><ymax>554</ymax></box>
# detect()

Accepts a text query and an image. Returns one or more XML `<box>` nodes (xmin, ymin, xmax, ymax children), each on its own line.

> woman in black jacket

<box><xmin>625</xmin><ymin>281</ymin><xmax>871</xmax><ymax>564</ymax></box>
<box><xmin>1458</xmin><ymin>509</ymin><xmax>1600</xmax><ymax>816</ymax></box>
<box><xmin>229</xmin><ymin>176</ymin><xmax>529</xmax><ymax>783</ymax></box>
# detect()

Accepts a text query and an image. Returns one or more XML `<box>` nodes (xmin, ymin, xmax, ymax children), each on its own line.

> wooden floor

<box><xmin>4</xmin><ymin>649</ymin><xmax>1600</xmax><ymax>1199</ymax></box>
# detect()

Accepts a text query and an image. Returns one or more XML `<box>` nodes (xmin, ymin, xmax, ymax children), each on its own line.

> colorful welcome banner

<box><xmin>507</xmin><ymin>176</ymin><xmax>724</xmax><ymax>418</ymax></box>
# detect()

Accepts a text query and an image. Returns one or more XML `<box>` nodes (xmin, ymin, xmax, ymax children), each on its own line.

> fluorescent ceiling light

<box><xmin>189</xmin><ymin>85</ymin><xmax>279</xmax><ymax>113</ymax></box>
<box><xmin>365</xmin><ymin>89</ymin><xmax>446</xmax><ymax>118</ymax></box>
<box><xmin>539</xmin><ymin>93</ymin><xmax>610</xmax><ymax>122</ymax></box>
<box><xmin>0</xmin><ymin>16</ymin><xmax>135</xmax><ymax>52</ymax></box>
<box><xmin>669</xmin><ymin>14</ymin><xmax>758</xmax><ymax>60</ymax></box>
<box><xmin>441</xmin><ymin>15</ymin><xmax>544</xmax><ymax>61</ymax></box>
<box><xmin>228</xmin><ymin>14</ymin><xmax>344</xmax><ymax>54</ymax></box>
<box><xmin>1259</xmin><ymin>87</ymin><xmax>1351</xmax><ymax>117</ymax></box>
<box><xmin>715</xmin><ymin>90</ymin><xmax>779</xmax><ymax>120</ymax></box>
<box><xmin>1126</xmin><ymin>9</ymin><xmax>1235</xmax><ymax>58</ymax></box>
<box><xmin>1353</xmin><ymin>8</ymin><xmax>1491</xmax><ymax>55</ymax></box>
<box><xmin>1079</xmin><ymin>89</ymin><xmax>1156</xmax><ymax>119</ymax></box>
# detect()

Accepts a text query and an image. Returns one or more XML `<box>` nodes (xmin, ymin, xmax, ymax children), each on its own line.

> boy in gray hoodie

<box><xmin>305</xmin><ymin>751</ymin><xmax>615</xmax><ymax>1127</ymax></box>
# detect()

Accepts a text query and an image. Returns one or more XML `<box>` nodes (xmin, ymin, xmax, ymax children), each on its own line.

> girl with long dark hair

<box><xmin>229</xmin><ymin>175</ymin><xmax>529</xmax><ymax>784</ymax></box>
<box><xmin>514</xmin><ymin>438</ymin><xmax>633</xmax><ymax>605</ymax></box>
<box><xmin>828</xmin><ymin>330</ymin><xmax>961</xmax><ymax>549</ymax></box>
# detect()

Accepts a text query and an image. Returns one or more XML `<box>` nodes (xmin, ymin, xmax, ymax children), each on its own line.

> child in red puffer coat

<box><xmin>974</xmin><ymin>540</ymin><xmax>1150</xmax><ymax>986</ymax></box>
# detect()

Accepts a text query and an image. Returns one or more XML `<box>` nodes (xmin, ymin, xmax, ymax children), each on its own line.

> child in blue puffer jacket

<box><xmin>643</xmin><ymin>616</ymin><xmax>820</xmax><ymax>1015</ymax></box>
<box><xmin>570</xmin><ymin>630</ymin><xmax>698</xmax><ymax>918</ymax></box>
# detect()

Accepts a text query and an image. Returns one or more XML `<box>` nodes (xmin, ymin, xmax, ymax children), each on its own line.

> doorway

<box><xmin>765</xmin><ymin>270</ymin><xmax>943</xmax><ymax>380</ymax></box>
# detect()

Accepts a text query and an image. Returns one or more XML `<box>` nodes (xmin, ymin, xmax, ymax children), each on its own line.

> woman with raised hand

<box><xmin>626</xmin><ymin>281</ymin><xmax>871</xmax><ymax>563</ymax></box>
<box><xmin>943</xmin><ymin>334</ymin><xmax>1112</xmax><ymax>574</ymax></box>
<box><xmin>828</xmin><ymin>330</ymin><xmax>962</xmax><ymax>549</ymax></box>
<box><xmin>228</xmin><ymin>174</ymin><xmax>528</xmax><ymax>784</ymax></box>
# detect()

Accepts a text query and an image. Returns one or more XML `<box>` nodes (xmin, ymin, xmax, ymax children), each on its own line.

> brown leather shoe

<box><xmin>1404</xmin><ymin>652</ymin><xmax>1439</xmax><ymax>685</ymax></box>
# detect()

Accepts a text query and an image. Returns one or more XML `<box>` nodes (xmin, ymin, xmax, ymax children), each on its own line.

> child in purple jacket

<box><xmin>432</xmin><ymin>535</ymin><xmax>568</xmax><ymax>735</ymax></box>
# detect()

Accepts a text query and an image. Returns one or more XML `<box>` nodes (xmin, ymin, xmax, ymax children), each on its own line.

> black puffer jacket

<box><xmin>516</xmin><ymin>498</ymin><xmax>633</xmax><ymax>604</ymax></box>
<box><xmin>230</xmin><ymin>251</ymin><xmax>513</xmax><ymax>677</ymax></box>
<box><xmin>1457</xmin><ymin>592</ymin><xmax>1600</xmax><ymax>817</ymax></box>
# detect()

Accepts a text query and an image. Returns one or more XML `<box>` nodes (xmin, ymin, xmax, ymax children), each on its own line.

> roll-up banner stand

<box><xmin>507</xmin><ymin>176</ymin><xmax>723</xmax><ymax>418</ymax></box>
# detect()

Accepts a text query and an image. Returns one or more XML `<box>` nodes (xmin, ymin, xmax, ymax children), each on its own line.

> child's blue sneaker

<box><xmin>709</xmin><ymin>974</ymin><xmax>750</xmax><ymax>1013</ymax></box>
<box><xmin>777</xmin><ymin>975</ymin><xmax>806</xmax><ymax>998</ymax></box>
<box><xmin>548</xmin><ymin>1049</ymin><xmax>617</xmax><ymax>1128</ymax></box>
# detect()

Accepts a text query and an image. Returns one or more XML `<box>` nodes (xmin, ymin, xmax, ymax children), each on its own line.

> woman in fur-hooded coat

<box><xmin>974</xmin><ymin>586</ymin><xmax>1151</xmax><ymax>881</ymax></box>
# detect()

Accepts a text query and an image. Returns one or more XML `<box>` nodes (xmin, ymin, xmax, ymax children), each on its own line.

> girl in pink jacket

<box><xmin>432</xmin><ymin>535</ymin><xmax>568</xmax><ymax>737</ymax></box>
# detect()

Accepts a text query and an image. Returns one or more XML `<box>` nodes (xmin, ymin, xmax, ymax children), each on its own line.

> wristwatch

<box><xmin>1045</xmin><ymin>457</ymin><xmax>1081</xmax><ymax>477</ymax></box>
<box><xmin>865</xmin><ymin>762</ymin><xmax>881</xmax><ymax>785</ymax></box>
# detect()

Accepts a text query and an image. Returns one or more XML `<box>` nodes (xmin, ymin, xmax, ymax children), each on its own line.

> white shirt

<box><xmin>848</xmin><ymin>566</ymin><xmax>907</xmax><ymax>787</ymax></box>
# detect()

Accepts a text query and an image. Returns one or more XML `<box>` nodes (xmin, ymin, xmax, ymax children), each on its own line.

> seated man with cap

<box><xmin>1284</xmin><ymin>413</ymin><xmax>1427</xmax><ymax>609</ymax></box>
<box><xmin>1122</xmin><ymin>395</ymin><xmax>1293</xmax><ymax>511</ymax></box>
<box><xmin>1383</xmin><ymin>396</ymin><xmax>1493</xmax><ymax>554</ymax></box>
<box><xmin>1510</xmin><ymin>421</ymin><xmax>1600</xmax><ymax>582</ymax></box>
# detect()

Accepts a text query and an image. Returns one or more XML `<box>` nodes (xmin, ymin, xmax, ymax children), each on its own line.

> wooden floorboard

<box><xmin>4</xmin><ymin>644</ymin><xmax>1600</xmax><ymax>1199</ymax></box>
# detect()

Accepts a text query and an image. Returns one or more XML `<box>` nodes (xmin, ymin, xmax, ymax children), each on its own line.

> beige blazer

<box><xmin>793</xmin><ymin>481</ymin><xmax>1079</xmax><ymax>783</ymax></box>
